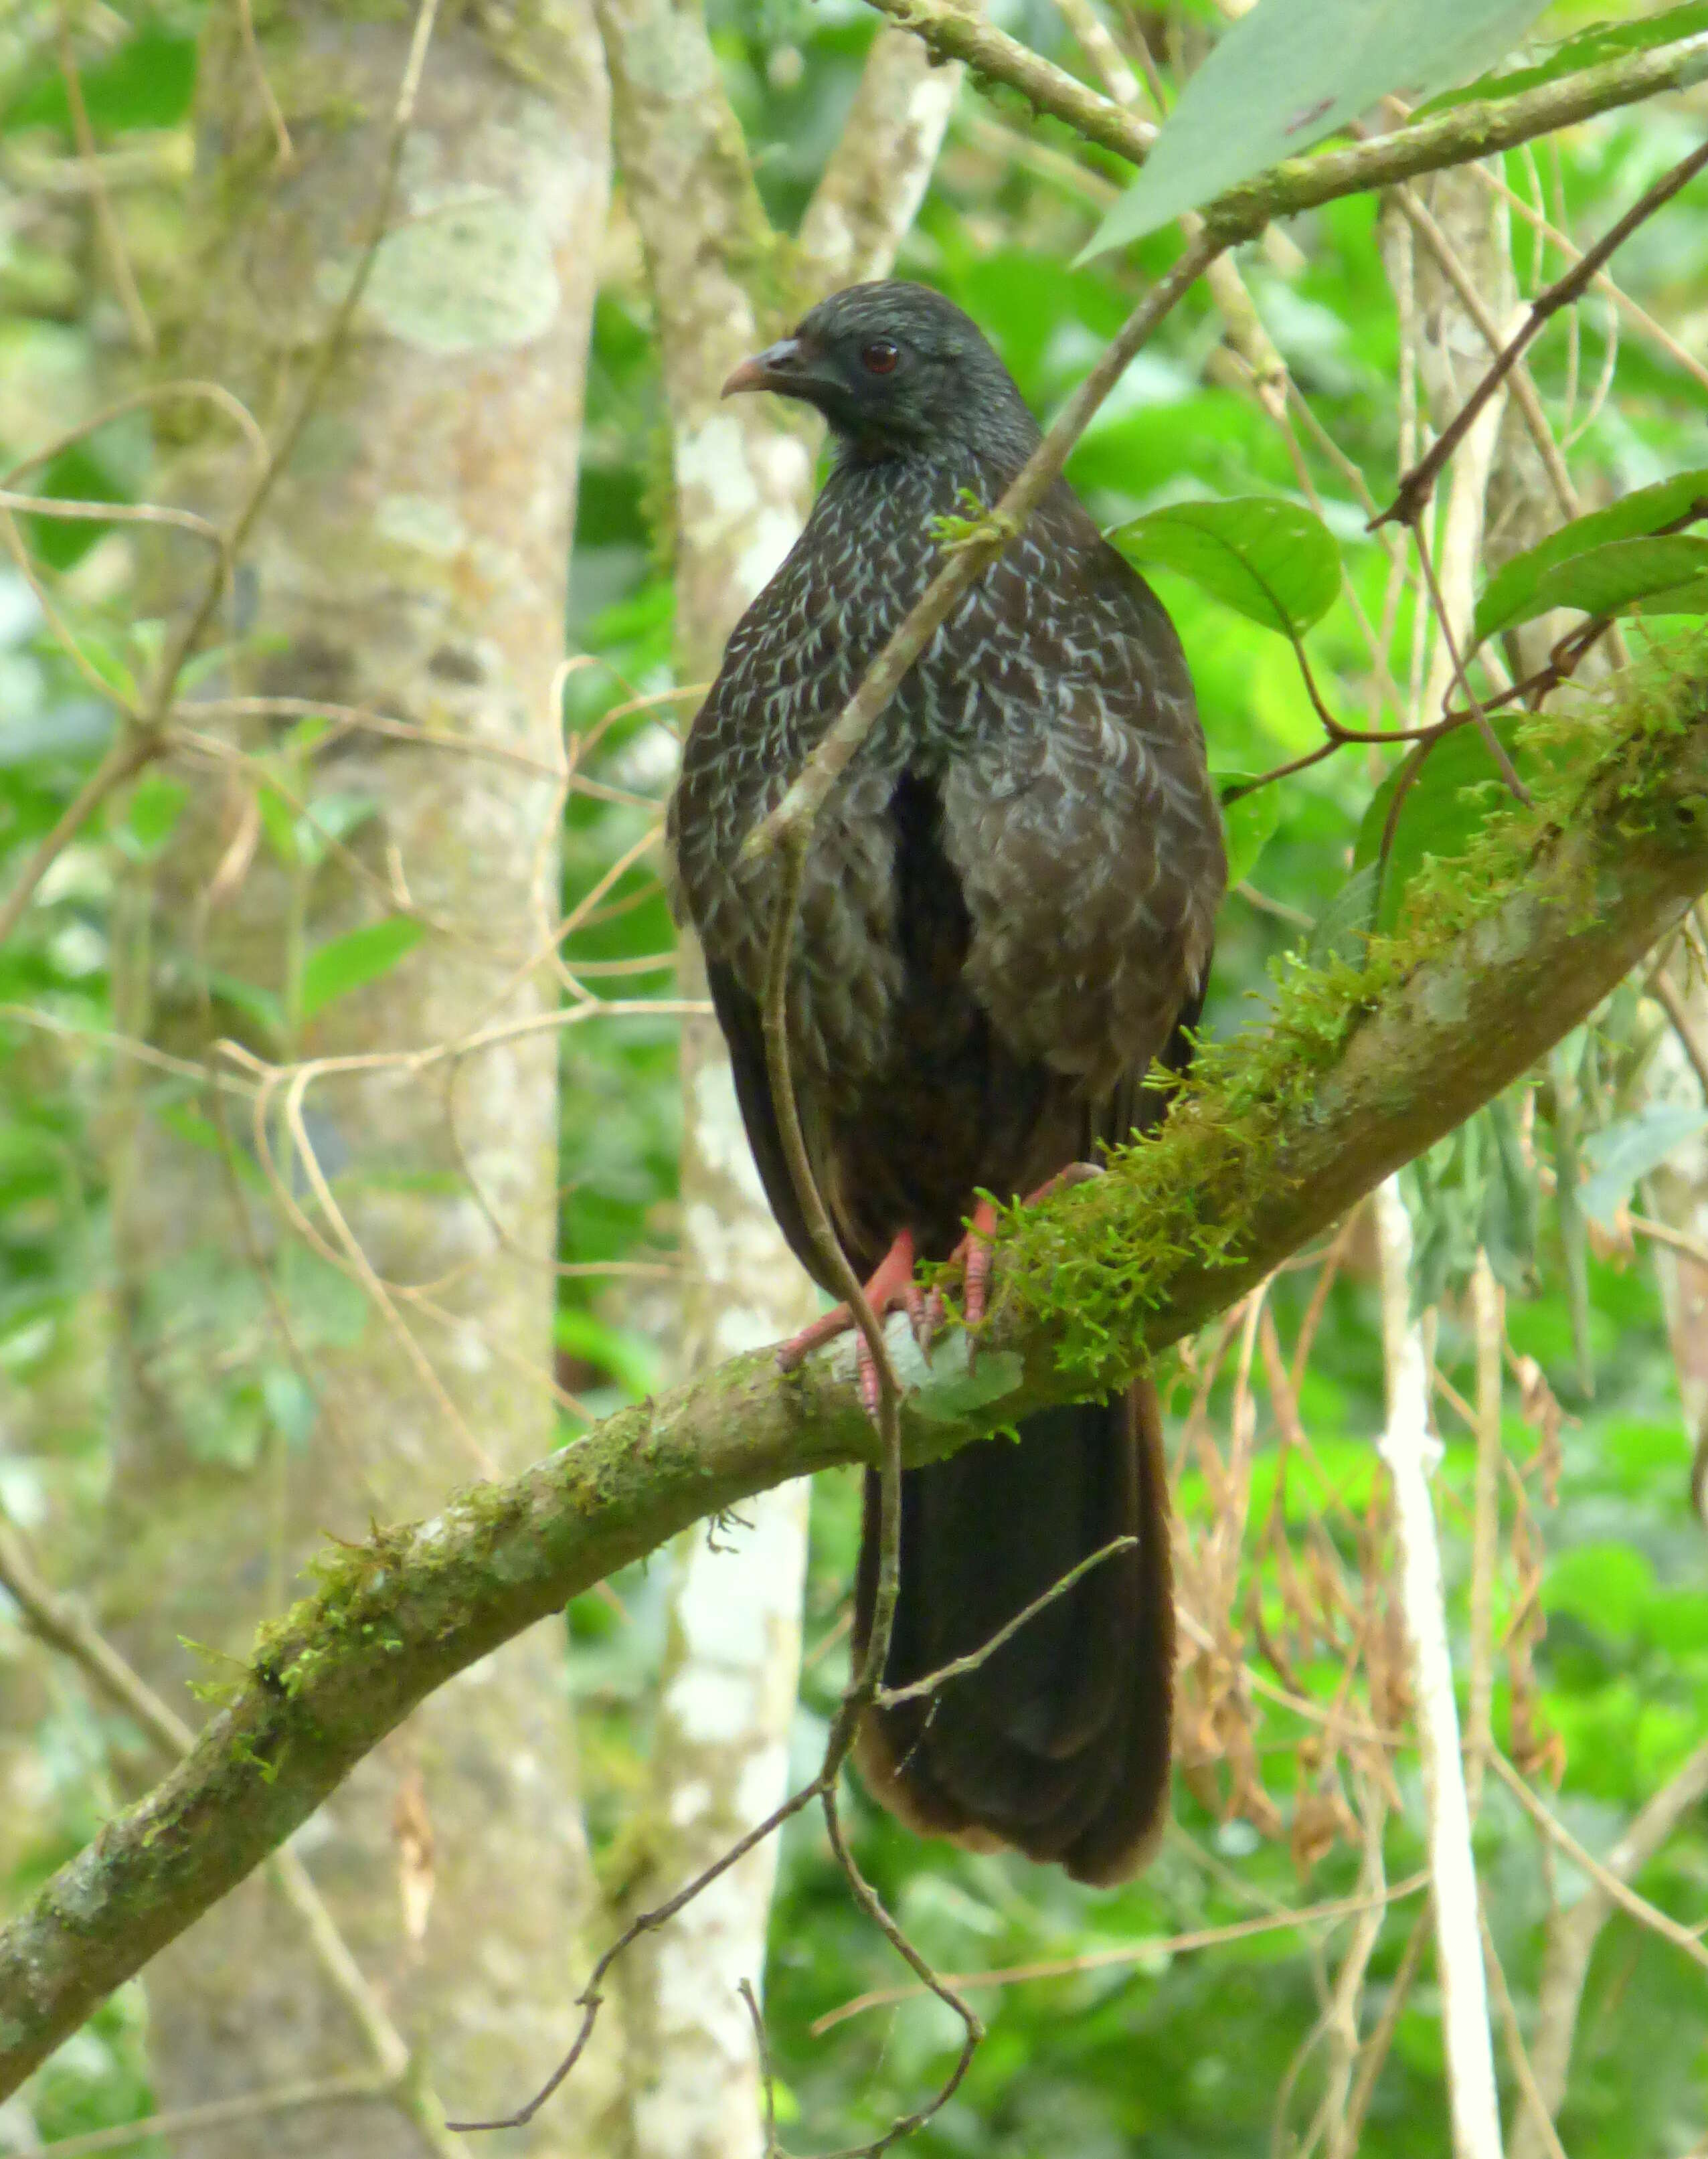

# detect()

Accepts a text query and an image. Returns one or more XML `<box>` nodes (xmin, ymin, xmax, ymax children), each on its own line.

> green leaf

<box><xmin>1081</xmin><ymin>0</ymin><xmax>1547</xmax><ymax>255</ymax></box>
<box><xmin>1109</xmin><ymin>499</ymin><xmax>1341</xmax><ymax>636</ymax></box>
<box><xmin>1577</xmin><ymin>1104</ymin><xmax>1708</xmax><ymax>1228</ymax></box>
<box><xmin>116</xmin><ymin>774</ymin><xmax>187</xmax><ymax>863</ymax></box>
<box><xmin>299</xmin><ymin>917</ymin><xmax>424</xmax><ymax>1022</ymax></box>
<box><xmin>1474</xmin><ymin>470</ymin><xmax>1708</xmax><ymax>642</ymax></box>
<box><xmin>256</xmin><ymin>782</ymin><xmax>298</xmax><ymax>867</ymax></box>
<box><xmin>72</xmin><ymin>632</ymin><xmax>138</xmax><ymax>706</ymax></box>
<box><xmin>1416</xmin><ymin>3</ymin><xmax>1708</xmax><ymax>116</ymax></box>
<box><xmin>4</xmin><ymin>28</ymin><xmax>198</xmax><ymax>134</ymax></box>
<box><xmin>1353</xmin><ymin>721</ymin><xmax>1530</xmax><ymax>934</ymax></box>
<box><xmin>1520</xmin><ymin>537</ymin><xmax>1708</xmax><ymax>628</ymax></box>
<box><xmin>1215</xmin><ymin>772</ymin><xmax>1282</xmax><ymax>887</ymax></box>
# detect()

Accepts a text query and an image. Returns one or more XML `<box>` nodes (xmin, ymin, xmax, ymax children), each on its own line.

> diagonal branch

<box><xmin>864</xmin><ymin>0</ymin><xmax>1708</xmax><ymax>242</ymax></box>
<box><xmin>4</xmin><ymin>627</ymin><xmax>1708</xmax><ymax>2095</ymax></box>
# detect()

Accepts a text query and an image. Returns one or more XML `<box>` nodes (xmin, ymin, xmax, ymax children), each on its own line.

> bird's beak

<box><xmin>721</xmin><ymin>337</ymin><xmax>808</xmax><ymax>398</ymax></box>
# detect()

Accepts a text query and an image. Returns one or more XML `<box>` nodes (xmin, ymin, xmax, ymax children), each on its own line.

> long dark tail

<box><xmin>851</xmin><ymin>1380</ymin><xmax>1174</xmax><ymax>1886</ymax></box>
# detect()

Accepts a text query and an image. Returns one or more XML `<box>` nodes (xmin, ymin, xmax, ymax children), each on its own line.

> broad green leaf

<box><xmin>1110</xmin><ymin>499</ymin><xmax>1341</xmax><ymax>635</ymax></box>
<box><xmin>1520</xmin><ymin>537</ymin><xmax>1708</xmax><ymax>627</ymax></box>
<box><xmin>116</xmin><ymin>774</ymin><xmax>187</xmax><ymax>863</ymax></box>
<box><xmin>1577</xmin><ymin>1103</ymin><xmax>1708</xmax><ymax>1227</ymax></box>
<box><xmin>1417</xmin><ymin>3</ymin><xmax>1708</xmax><ymax>116</ymax></box>
<box><xmin>299</xmin><ymin>916</ymin><xmax>424</xmax><ymax>1021</ymax></box>
<box><xmin>1474</xmin><ymin>472</ymin><xmax>1708</xmax><ymax>641</ymax></box>
<box><xmin>1214</xmin><ymin>771</ymin><xmax>1282</xmax><ymax>887</ymax></box>
<box><xmin>1353</xmin><ymin>720</ymin><xmax>1530</xmax><ymax>934</ymax></box>
<box><xmin>1082</xmin><ymin>0</ymin><xmax>1546</xmax><ymax>255</ymax></box>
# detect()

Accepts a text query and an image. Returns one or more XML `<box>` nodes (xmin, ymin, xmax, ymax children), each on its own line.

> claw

<box><xmin>776</xmin><ymin>1230</ymin><xmax>925</xmax><ymax>1413</ymax></box>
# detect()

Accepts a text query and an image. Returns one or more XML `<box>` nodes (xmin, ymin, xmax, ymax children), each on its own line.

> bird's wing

<box><xmin>940</xmin><ymin>525</ymin><xmax>1225</xmax><ymax>1098</ymax></box>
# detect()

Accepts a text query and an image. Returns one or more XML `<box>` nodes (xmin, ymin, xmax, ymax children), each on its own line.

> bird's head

<box><xmin>721</xmin><ymin>281</ymin><xmax>1039</xmax><ymax>464</ymax></box>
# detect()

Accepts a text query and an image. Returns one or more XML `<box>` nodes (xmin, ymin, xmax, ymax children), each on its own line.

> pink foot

<box><xmin>776</xmin><ymin>1230</ymin><xmax>928</xmax><ymax>1416</ymax></box>
<box><xmin>929</xmin><ymin>1164</ymin><xmax>1105</xmax><ymax>1333</ymax></box>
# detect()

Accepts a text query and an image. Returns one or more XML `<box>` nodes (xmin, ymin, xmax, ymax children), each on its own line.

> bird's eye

<box><xmin>861</xmin><ymin>340</ymin><xmax>900</xmax><ymax>376</ymax></box>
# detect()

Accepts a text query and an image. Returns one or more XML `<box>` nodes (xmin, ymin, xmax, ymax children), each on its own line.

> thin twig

<box><xmin>24</xmin><ymin>2075</ymin><xmax>392</xmax><ymax>2159</ymax></box>
<box><xmin>813</xmin><ymin>1873</ymin><xmax>1432</xmax><ymax>2034</ymax></box>
<box><xmin>1380</xmin><ymin>138</ymin><xmax>1708</xmax><ymax>529</ymax></box>
<box><xmin>1374</xmin><ymin>1179</ymin><xmax>1503</xmax><ymax>2159</ymax></box>
<box><xmin>1490</xmin><ymin>1749</ymin><xmax>1708</xmax><ymax>1977</ymax></box>
<box><xmin>1481</xmin><ymin>1907</ymin><xmax>1569</xmax><ymax>2159</ymax></box>
<box><xmin>875</xmin><ymin>1536</ymin><xmax>1138</xmax><ymax>1706</ymax></box>
<box><xmin>55</xmin><ymin>1</ymin><xmax>155</xmax><ymax>352</ymax></box>
<box><xmin>234</xmin><ymin>0</ymin><xmax>294</xmax><ymax>164</ymax></box>
<box><xmin>1650</xmin><ymin>964</ymin><xmax>1708</xmax><ymax>1102</ymax></box>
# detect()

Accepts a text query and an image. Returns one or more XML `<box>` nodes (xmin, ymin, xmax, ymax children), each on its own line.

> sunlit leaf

<box><xmin>1082</xmin><ymin>0</ymin><xmax>1546</xmax><ymax>254</ymax></box>
<box><xmin>1520</xmin><ymin>537</ymin><xmax>1708</xmax><ymax>626</ymax></box>
<box><xmin>1474</xmin><ymin>473</ymin><xmax>1708</xmax><ymax>641</ymax></box>
<box><xmin>1110</xmin><ymin>499</ymin><xmax>1341</xmax><ymax>635</ymax></box>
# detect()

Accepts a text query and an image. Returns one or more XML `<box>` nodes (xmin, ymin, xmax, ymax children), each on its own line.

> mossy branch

<box><xmin>863</xmin><ymin>0</ymin><xmax>1708</xmax><ymax>240</ymax></box>
<box><xmin>4</xmin><ymin>638</ymin><xmax>1708</xmax><ymax>2096</ymax></box>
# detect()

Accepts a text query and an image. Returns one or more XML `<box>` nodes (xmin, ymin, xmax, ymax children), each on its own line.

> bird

<box><xmin>667</xmin><ymin>280</ymin><xmax>1225</xmax><ymax>1885</ymax></box>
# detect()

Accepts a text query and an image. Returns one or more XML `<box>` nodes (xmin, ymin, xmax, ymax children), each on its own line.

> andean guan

<box><xmin>667</xmin><ymin>281</ymin><xmax>1226</xmax><ymax>1886</ymax></box>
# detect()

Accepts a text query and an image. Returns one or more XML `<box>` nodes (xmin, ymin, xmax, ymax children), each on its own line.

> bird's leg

<box><xmin>775</xmin><ymin>1229</ymin><xmax>930</xmax><ymax>1415</ymax></box>
<box><xmin>931</xmin><ymin>1164</ymin><xmax>1106</xmax><ymax>1334</ymax></box>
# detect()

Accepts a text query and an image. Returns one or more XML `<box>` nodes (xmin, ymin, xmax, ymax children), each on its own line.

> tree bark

<box><xmin>93</xmin><ymin>4</ymin><xmax>619</xmax><ymax>2149</ymax></box>
<box><xmin>590</xmin><ymin>9</ymin><xmax>956</xmax><ymax>2148</ymax></box>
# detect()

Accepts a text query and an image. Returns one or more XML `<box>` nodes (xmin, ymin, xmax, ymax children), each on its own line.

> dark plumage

<box><xmin>667</xmin><ymin>281</ymin><xmax>1225</xmax><ymax>1883</ymax></box>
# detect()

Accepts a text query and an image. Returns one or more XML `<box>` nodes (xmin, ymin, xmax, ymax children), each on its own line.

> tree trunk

<box><xmin>591</xmin><ymin>7</ymin><xmax>956</xmax><ymax>2147</ymax></box>
<box><xmin>100</xmin><ymin>5</ymin><xmax>619</xmax><ymax>2149</ymax></box>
